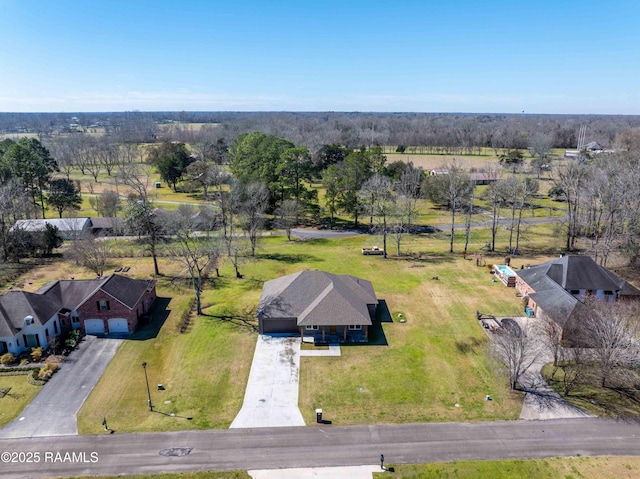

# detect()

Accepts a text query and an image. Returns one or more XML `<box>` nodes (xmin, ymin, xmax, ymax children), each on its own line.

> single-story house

<box><xmin>469</xmin><ymin>171</ymin><xmax>500</xmax><ymax>185</ymax></box>
<box><xmin>90</xmin><ymin>217</ymin><xmax>124</xmax><ymax>236</ymax></box>
<box><xmin>256</xmin><ymin>270</ymin><xmax>378</xmax><ymax>343</ymax></box>
<box><xmin>515</xmin><ymin>255</ymin><xmax>640</xmax><ymax>339</ymax></box>
<box><xmin>10</xmin><ymin>218</ymin><xmax>92</xmax><ymax>240</ymax></box>
<box><xmin>0</xmin><ymin>274</ymin><xmax>156</xmax><ymax>355</ymax></box>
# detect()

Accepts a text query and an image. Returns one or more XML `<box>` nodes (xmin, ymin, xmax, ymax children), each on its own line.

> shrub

<box><xmin>37</xmin><ymin>363</ymin><xmax>58</xmax><ymax>381</ymax></box>
<box><xmin>0</xmin><ymin>353</ymin><xmax>16</xmax><ymax>366</ymax></box>
<box><xmin>65</xmin><ymin>329</ymin><xmax>82</xmax><ymax>350</ymax></box>
<box><xmin>30</xmin><ymin>347</ymin><xmax>43</xmax><ymax>362</ymax></box>
<box><xmin>19</xmin><ymin>359</ymin><xmax>29</xmax><ymax>366</ymax></box>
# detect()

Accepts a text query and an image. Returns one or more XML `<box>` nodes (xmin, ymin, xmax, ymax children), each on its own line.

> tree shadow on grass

<box><xmin>401</xmin><ymin>251</ymin><xmax>456</xmax><ymax>266</ymax></box>
<box><xmin>200</xmin><ymin>306</ymin><xmax>259</xmax><ymax>333</ymax></box>
<box><xmin>129</xmin><ymin>297</ymin><xmax>171</xmax><ymax>341</ymax></box>
<box><xmin>455</xmin><ymin>337</ymin><xmax>485</xmax><ymax>354</ymax></box>
<box><xmin>257</xmin><ymin>252</ymin><xmax>320</xmax><ymax>263</ymax></box>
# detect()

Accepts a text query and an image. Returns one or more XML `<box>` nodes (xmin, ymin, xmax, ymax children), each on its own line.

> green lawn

<box><xmin>40</xmin><ymin>221</ymin><xmax>565</xmax><ymax>433</ymax></box>
<box><xmin>0</xmin><ymin>375</ymin><xmax>42</xmax><ymax>427</ymax></box>
<box><xmin>374</xmin><ymin>457</ymin><xmax>640</xmax><ymax>478</ymax></box>
<box><xmin>541</xmin><ymin>363</ymin><xmax>640</xmax><ymax>419</ymax></box>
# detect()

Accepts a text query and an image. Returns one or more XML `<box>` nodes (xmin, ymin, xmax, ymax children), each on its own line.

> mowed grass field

<box><xmin>65</xmin><ymin>228</ymin><xmax>564</xmax><ymax>433</ymax></box>
<box><xmin>374</xmin><ymin>456</ymin><xmax>640</xmax><ymax>479</ymax></box>
<box><xmin>0</xmin><ymin>376</ymin><xmax>42</xmax><ymax>427</ymax></box>
<box><xmin>4</xmin><ymin>217</ymin><xmax>570</xmax><ymax>434</ymax></box>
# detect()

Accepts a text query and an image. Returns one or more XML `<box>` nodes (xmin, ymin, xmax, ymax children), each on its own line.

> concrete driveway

<box><xmin>230</xmin><ymin>335</ymin><xmax>305</xmax><ymax>428</ymax></box>
<box><xmin>250</xmin><ymin>465</ymin><xmax>381</xmax><ymax>478</ymax></box>
<box><xmin>0</xmin><ymin>335</ymin><xmax>123</xmax><ymax>438</ymax></box>
<box><xmin>509</xmin><ymin>317</ymin><xmax>592</xmax><ymax>420</ymax></box>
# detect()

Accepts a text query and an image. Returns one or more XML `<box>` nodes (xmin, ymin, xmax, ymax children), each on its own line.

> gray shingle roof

<box><xmin>257</xmin><ymin>270</ymin><xmax>377</xmax><ymax>327</ymax></box>
<box><xmin>519</xmin><ymin>255</ymin><xmax>640</xmax><ymax>295</ymax></box>
<box><xmin>99</xmin><ymin>274</ymin><xmax>154</xmax><ymax>309</ymax></box>
<box><xmin>0</xmin><ymin>274</ymin><xmax>155</xmax><ymax>338</ymax></box>
<box><xmin>0</xmin><ymin>291</ymin><xmax>62</xmax><ymax>337</ymax></box>
<box><xmin>517</xmin><ymin>255</ymin><xmax>639</xmax><ymax>328</ymax></box>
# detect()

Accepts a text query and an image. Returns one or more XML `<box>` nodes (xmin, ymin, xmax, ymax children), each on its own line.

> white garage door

<box><xmin>85</xmin><ymin>319</ymin><xmax>105</xmax><ymax>335</ymax></box>
<box><xmin>108</xmin><ymin>318</ymin><xmax>130</xmax><ymax>334</ymax></box>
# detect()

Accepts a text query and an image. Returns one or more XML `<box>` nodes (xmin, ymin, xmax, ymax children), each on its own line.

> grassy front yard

<box><xmin>374</xmin><ymin>456</ymin><xmax>640</xmax><ymax>479</ymax></box>
<box><xmin>0</xmin><ymin>376</ymin><xmax>42</xmax><ymax>427</ymax></box>
<box><xmin>7</xmin><ymin>223</ymin><xmax>567</xmax><ymax>433</ymax></box>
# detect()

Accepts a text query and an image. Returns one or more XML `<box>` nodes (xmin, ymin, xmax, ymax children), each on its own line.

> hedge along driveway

<box><xmin>0</xmin><ymin>336</ymin><xmax>123</xmax><ymax>438</ymax></box>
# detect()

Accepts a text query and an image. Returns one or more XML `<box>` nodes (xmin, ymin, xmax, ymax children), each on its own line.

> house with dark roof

<box><xmin>0</xmin><ymin>291</ymin><xmax>63</xmax><ymax>355</ymax></box>
<box><xmin>515</xmin><ymin>255</ymin><xmax>640</xmax><ymax>338</ymax></box>
<box><xmin>256</xmin><ymin>270</ymin><xmax>378</xmax><ymax>343</ymax></box>
<box><xmin>0</xmin><ymin>274</ymin><xmax>156</xmax><ymax>355</ymax></box>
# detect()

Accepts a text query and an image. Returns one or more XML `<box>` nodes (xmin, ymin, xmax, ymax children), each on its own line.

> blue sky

<box><xmin>1</xmin><ymin>0</ymin><xmax>639</xmax><ymax>113</ymax></box>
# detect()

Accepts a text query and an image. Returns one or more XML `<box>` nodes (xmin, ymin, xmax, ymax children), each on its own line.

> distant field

<box><xmin>386</xmin><ymin>152</ymin><xmax>501</xmax><ymax>171</ymax></box>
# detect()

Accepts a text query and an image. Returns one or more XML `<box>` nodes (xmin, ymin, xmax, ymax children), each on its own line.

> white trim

<box><xmin>348</xmin><ymin>324</ymin><xmax>363</xmax><ymax>331</ymax></box>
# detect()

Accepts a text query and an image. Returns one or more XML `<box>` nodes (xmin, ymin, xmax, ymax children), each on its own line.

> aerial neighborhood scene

<box><xmin>3</xmin><ymin>1</ymin><xmax>640</xmax><ymax>478</ymax></box>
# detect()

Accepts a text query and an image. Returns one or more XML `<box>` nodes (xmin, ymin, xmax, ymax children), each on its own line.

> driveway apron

<box><xmin>230</xmin><ymin>335</ymin><xmax>305</xmax><ymax>428</ymax></box>
<box><xmin>0</xmin><ymin>335</ymin><xmax>123</xmax><ymax>438</ymax></box>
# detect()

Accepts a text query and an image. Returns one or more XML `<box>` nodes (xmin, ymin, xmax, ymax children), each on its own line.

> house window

<box><xmin>97</xmin><ymin>300</ymin><xmax>110</xmax><ymax>311</ymax></box>
<box><xmin>72</xmin><ymin>315</ymin><xmax>80</xmax><ymax>323</ymax></box>
<box><xmin>348</xmin><ymin>325</ymin><xmax>363</xmax><ymax>331</ymax></box>
<box><xmin>54</xmin><ymin>321</ymin><xmax>59</xmax><ymax>335</ymax></box>
<box><xmin>305</xmin><ymin>325</ymin><xmax>319</xmax><ymax>331</ymax></box>
<box><xmin>570</xmin><ymin>290</ymin><xmax>580</xmax><ymax>295</ymax></box>
<box><xmin>604</xmin><ymin>291</ymin><xmax>613</xmax><ymax>296</ymax></box>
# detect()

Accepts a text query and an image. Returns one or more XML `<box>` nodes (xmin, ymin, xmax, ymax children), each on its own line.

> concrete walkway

<box><xmin>230</xmin><ymin>335</ymin><xmax>305</xmax><ymax>428</ymax></box>
<box><xmin>0</xmin><ymin>335</ymin><xmax>123</xmax><ymax>438</ymax></box>
<box><xmin>249</xmin><ymin>465</ymin><xmax>381</xmax><ymax>478</ymax></box>
<box><xmin>299</xmin><ymin>344</ymin><xmax>341</xmax><ymax>357</ymax></box>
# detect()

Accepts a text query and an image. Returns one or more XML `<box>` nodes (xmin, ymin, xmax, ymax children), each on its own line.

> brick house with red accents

<box><xmin>36</xmin><ymin>274</ymin><xmax>156</xmax><ymax>336</ymax></box>
<box><xmin>0</xmin><ymin>274</ymin><xmax>156</xmax><ymax>354</ymax></box>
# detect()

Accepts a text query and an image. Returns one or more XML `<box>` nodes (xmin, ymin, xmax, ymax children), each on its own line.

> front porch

<box><xmin>299</xmin><ymin>325</ymin><xmax>369</xmax><ymax>344</ymax></box>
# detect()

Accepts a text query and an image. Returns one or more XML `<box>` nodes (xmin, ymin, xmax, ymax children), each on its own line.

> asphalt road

<box><xmin>2</xmin><ymin>418</ymin><xmax>640</xmax><ymax>478</ymax></box>
<box><xmin>0</xmin><ymin>336</ymin><xmax>123</xmax><ymax>439</ymax></box>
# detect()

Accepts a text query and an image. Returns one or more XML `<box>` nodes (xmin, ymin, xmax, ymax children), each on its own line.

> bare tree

<box><xmin>579</xmin><ymin>299</ymin><xmax>640</xmax><ymax>388</ymax></box>
<box><xmin>395</xmin><ymin>163</ymin><xmax>423</xmax><ymax>229</ymax></box>
<box><xmin>528</xmin><ymin>132</ymin><xmax>554</xmax><ymax>179</ymax></box>
<box><xmin>69</xmin><ymin>235</ymin><xmax>112</xmax><ymax>276</ymax></box>
<box><xmin>166</xmin><ymin>207</ymin><xmax>221</xmax><ymax>315</ymax></box>
<box><xmin>559</xmin><ymin>346</ymin><xmax>588</xmax><ymax>396</ymax></box>
<box><xmin>119</xmin><ymin>163</ymin><xmax>161</xmax><ymax>275</ymax></box>
<box><xmin>92</xmin><ymin>190</ymin><xmax>121</xmax><ymax>218</ymax></box>
<box><xmin>553</xmin><ymin>160</ymin><xmax>589</xmax><ymax>251</ymax></box>
<box><xmin>481</xmin><ymin>165</ymin><xmax>503</xmax><ymax>252</ymax></box>
<box><xmin>277</xmin><ymin>199</ymin><xmax>302</xmax><ymax>241</ymax></box>
<box><xmin>241</xmin><ymin>181</ymin><xmax>269</xmax><ymax>256</ymax></box>
<box><xmin>490</xmin><ymin>321</ymin><xmax>541</xmax><ymax>390</ymax></box>
<box><xmin>423</xmin><ymin>163</ymin><xmax>473</xmax><ymax>253</ymax></box>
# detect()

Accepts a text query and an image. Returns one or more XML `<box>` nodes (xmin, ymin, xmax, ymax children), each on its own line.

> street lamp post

<box><xmin>141</xmin><ymin>362</ymin><xmax>152</xmax><ymax>411</ymax></box>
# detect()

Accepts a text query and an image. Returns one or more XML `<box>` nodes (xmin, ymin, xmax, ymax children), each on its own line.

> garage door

<box><xmin>108</xmin><ymin>318</ymin><xmax>130</xmax><ymax>334</ymax></box>
<box><xmin>85</xmin><ymin>319</ymin><xmax>105</xmax><ymax>335</ymax></box>
<box><xmin>260</xmin><ymin>318</ymin><xmax>298</xmax><ymax>334</ymax></box>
